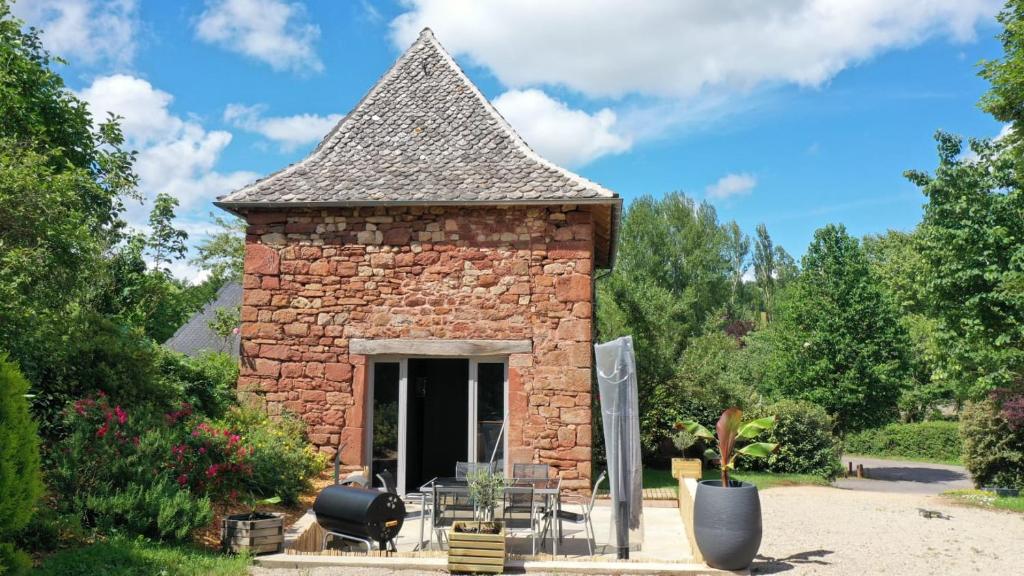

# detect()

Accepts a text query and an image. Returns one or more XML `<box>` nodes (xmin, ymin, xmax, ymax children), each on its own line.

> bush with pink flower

<box><xmin>50</xmin><ymin>391</ymin><xmax>325</xmax><ymax>540</ymax></box>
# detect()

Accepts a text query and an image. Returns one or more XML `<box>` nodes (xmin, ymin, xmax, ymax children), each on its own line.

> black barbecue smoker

<box><xmin>314</xmin><ymin>484</ymin><xmax>405</xmax><ymax>552</ymax></box>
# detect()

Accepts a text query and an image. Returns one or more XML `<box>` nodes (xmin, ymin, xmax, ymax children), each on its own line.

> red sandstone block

<box><xmin>298</xmin><ymin>246</ymin><xmax>322</xmax><ymax>259</ymax></box>
<box><xmin>244</xmin><ymin>289</ymin><xmax>271</xmax><ymax>306</ymax></box>
<box><xmin>254</xmin><ymin>358</ymin><xmax>280</xmax><ymax>377</ymax></box>
<box><xmin>550</xmin><ymin>395</ymin><xmax>575</xmax><ymax>408</ymax></box>
<box><xmin>305</xmin><ymin>362</ymin><xmax>325</xmax><ymax>378</ymax></box>
<box><xmin>576</xmin><ymin>424</ymin><xmax>592</xmax><ymax>446</ymax></box>
<box><xmin>261</xmin><ymin>344</ymin><xmax>290</xmax><ymax>360</ymax></box>
<box><xmin>571</xmin><ymin>301</ymin><xmax>592</xmax><ymax>318</ymax></box>
<box><xmin>413</xmin><ymin>252</ymin><xmax>440</xmax><ymax>266</ymax></box>
<box><xmin>334</xmin><ymin>261</ymin><xmax>358</xmax><ymax>277</ymax></box>
<box><xmin>325</xmin><ymin>362</ymin><xmax>353</xmax><ymax>382</ymax></box>
<box><xmin>284</xmin><ymin>323</ymin><xmax>309</xmax><ymax>336</ymax></box>
<box><xmin>261</xmin><ymin>276</ymin><xmax>280</xmax><ymax>289</ymax></box>
<box><xmin>547</xmin><ymin>241</ymin><xmax>591</xmax><ymax>260</ymax></box>
<box><xmin>281</xmin><ymin>362</ymin><xmax>304</xmax><ymax>378</ymax></box>
<box><xmin>560</xmin><ymin>407</ymin><xmax>589</xmax><ymax>425</ymax></box>
<box><xmin>556</xmin><ymin>319</ymin><xmax>591</xmax><ymax>342</ymax></box>
<box><xmin>566</xmin><ymin>211</ymin><xmax>591</xmax><ymax>225</ymax></box>
<box><xmin>309</xmin><ymin>260</ymin><xmax>330</xmax><ymax>275</ymax></box>
<box><xmin>555</xmin><ymin>274</ymin><xmax>590</xmax><ymax>302</ymax></box>
<box><xmin>246</xmin><ymin>212</ymin><xmax>288</xmax><ymax>225</ymax></box>
<box><xmin>301</xmin><ymin>390</ymin><xmax>326</xmax><ymax>402</ymax></box>
<box><xmin>245</xmin><ymin>244</ymin><xmax>280</xmax><ymax>275</ymax></box>
<box><xmin>383</xmin><ymin>227</ymin><xmax>411</xmax><ymax>244</ymax></box>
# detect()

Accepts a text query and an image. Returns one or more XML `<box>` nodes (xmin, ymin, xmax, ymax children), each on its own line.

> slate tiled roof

<box><xmin>215</xmin><ymin>28</ymin><xmax>619</xmax><ymax>208</ymax></box>
<box><xmin>164</xmin><ymin>282</ymin><xmax>242</xmax><ymax>359</ymax></box>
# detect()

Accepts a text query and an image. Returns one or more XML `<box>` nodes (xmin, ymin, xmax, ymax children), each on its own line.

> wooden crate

<box><xmin>221</xmin><ymin>513</ymin><xmax>284</xmax><ymax>555</ymax></box>
<box><xmin>448</xmin><ymin>521</ymin><xmax>506</xmax><ymax>574</ymax></box>
<box><xmin>671</xmin><ymin>457</ymin><xmax>702</xmax><ymax>479</ymax></box>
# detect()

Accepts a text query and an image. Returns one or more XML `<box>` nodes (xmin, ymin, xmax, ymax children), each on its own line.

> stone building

<box><xmin>215</xmin><ymin>29</ymin><xmax>620</xmax><ymax>493</ymax></box>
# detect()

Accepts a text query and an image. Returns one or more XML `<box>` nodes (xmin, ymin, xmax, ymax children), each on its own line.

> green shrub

<box><xmin>750</xmin><ymin>400</ymin><xmax>843</xmax><ymax>479</ymax></box>
<box><xmin>0</xmin><ymin>542</ymin><xmax>31</xmax><ymax>576</ymax></box>
<box><xmin>50</xmin><ymin>394</ymin><xmax>246</xmax><ymax>540</ymax></box>
<box><xmin>34</xmin><ymin>535</ymin><xmax>250</xmax><ymax>576</ymax></box>
<box><xmin>0</xmin><ymin>354</ymin><xmax>42</xmax><ymax>576</ymax></box>
<box><xmin>87</xmin><ymin>477</ymin><xmax>213</xmax><ymax>541</ymax></box>
<box><xmin>154</xmin><ymin>349</ymin><xmax>238</xmax><ymax>420</ymax></box>
<box><xmin>844</xmin><ymin>420</ymin><xmax>961</xmax><ymax>462</ymax></box>
<box><xmin>222</xmin><ymin>406</ymin><xmax>327</xmax><ymax>505</ymax></box>
<box><xmin>961</xmin><ymin>398</ymin><xmax>1024</xmax><ymax>490</ymax></box>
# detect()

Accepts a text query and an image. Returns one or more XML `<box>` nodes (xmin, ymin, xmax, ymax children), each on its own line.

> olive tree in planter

<box><xmin>670</xmin><ymin>427</ymin><xmax>702</xmax><ymax>479</ymax></box>
<box><xmin>679</xmin><ymin>408</ymin><xmax>777</xmax><ymax>570</ymax></box>
<box><xmin>448</xmin><ymin>470</ymin><xmax>506</xmax><ymax>573</ymax></box>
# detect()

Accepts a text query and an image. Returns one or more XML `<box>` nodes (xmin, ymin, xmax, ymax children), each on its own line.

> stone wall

<box><xmin>238</xmin><ymin>204</ymin><xmax>596</xmax><ymax>491</ymax></box>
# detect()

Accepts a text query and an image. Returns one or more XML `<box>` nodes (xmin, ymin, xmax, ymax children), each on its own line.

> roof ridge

<box><xmin>415</xmin><ymin>30</ymin><xmax>616</xmax><ymax>199</ymax></box>
<box><xmin>217</xmin><ymin>28</ymin><xmax>618</xmax><ymax>206</ymax></box>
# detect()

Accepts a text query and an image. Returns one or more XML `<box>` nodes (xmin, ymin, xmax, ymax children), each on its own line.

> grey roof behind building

<box><xmin>214</xmin><ymin>28</ymin><xmax>619</xmax><ymax>208</ymax></box>
<box><xmin>164</xmin><ymin>282</ymin><xmax>242</xmax><ymax>358</ymax></box>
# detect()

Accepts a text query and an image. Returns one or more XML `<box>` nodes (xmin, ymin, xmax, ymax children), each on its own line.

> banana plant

<box><xmin>678</xmin><ymin>408</ymin><xmax>778</xmax><ymax>487</ymax></box>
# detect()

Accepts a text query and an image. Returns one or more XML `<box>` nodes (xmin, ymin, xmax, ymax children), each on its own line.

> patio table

<box><xmin>418</xmin><ymin>476</ymin><xmax>563</xmax><ymax>554</ymax></box>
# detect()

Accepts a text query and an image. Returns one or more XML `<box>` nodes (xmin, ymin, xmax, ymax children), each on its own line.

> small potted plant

<box><xmin>221</xmin><ymin>495</ymin><xmax>284</xmax><ymax>555</ymax></box>
<box><xmin>670</xmin><ymin>426</ymin><xmax>702</xmax><ymax>479</ymax></box>
<box><xmin>448</xmin><ymin>470</ymin><xmax>506</xmax><ymax>573</ymax></box>
<box><xmin>679</xmin><ymin>408</ymin><xmax>777</xmax><ymax>571</ymax></box>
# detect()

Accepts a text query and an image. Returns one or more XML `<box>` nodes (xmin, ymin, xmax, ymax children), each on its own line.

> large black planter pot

<box><xmin>693</xmin><ymin>480</ymin><xmax>762</xmax><ymax>570</ymax></box>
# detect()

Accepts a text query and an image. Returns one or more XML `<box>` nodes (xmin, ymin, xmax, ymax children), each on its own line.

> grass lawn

<box><xmin>35</xmin><ymin>537</ymin><xmax>250</xmax><ymax>576</ymax></box>
<box><xmin>641</xmin><ymin>467</ymin><xmax>830</xmax><ymax>491</ymax></box>
<box><xmin>942</xmin><ymin>489</ymin><xmax>1024</xmax><ymax>513</ymax></box>
<box><xmin>843</xmin><ymin>452</ymin><xmax>963</xmax><ymax>467</ymax></box>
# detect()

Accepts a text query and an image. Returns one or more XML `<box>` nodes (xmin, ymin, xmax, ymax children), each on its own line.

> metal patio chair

<box><xmin>555</xmin><ymin>470</ymin><xmax>607</xmax><ymax>555</ymax></box>
<box><xmin>455</xmin><ymin>461</ymin><xmax>496</xmax><ymax>479</ymax></box>
<box><xmin>512</xmin><ymin>462</ymin><xmax>550</xmax><ymax>480</ymax></box>
<box><xmin>502</xmin><ymin>484</ymin><xmax>551</xmax><ymax>555</ymax></box>
<box><xmin>430</xmin><ymin>484</ymin><xmax>474</xmax><ymax>550</ymax></box>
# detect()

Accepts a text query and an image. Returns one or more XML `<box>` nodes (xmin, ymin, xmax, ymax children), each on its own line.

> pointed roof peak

<box><xmin>216</xmin><ymin>28</ymin><xmax>619</xmax><ymax>208</ymax></box>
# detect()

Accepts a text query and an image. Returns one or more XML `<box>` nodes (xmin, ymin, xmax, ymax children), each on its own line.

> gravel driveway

<box><xmin>754</xmin><ymin>486</ymin><xmax>1024</xmax><ymax>575</ymax></box>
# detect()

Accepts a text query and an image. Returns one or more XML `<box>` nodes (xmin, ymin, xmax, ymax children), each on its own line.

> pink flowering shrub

<box><xmin>165</xmin><ymin>420</ymin><xmax>252</xmax><ymax>498</ymax></box>
<box><xmin>51</xmin><ymin>393</ymin><xmax>252</xmax><ymax>539</ymax></box>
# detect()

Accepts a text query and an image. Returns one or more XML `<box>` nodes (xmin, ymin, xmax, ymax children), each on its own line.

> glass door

<box><xmin>470</xmin><ymin>359</ymin><xmax>508</xmax><ymax>474</ymax></box>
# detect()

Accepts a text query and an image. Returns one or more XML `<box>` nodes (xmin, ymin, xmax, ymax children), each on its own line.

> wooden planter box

<box><xmin>221</xmin><ymin>512</ymin><xmax>284</xmax><ymax>555</ymax></box>
<box><xmin>672</xmin><ymin>457</ymin><xmax>702</xmax><ymax>479</ymax></box>
<box><xmin>448</xmin><ymin>521</ymin><xmax>506</xmax><ymax>574</ymax></box>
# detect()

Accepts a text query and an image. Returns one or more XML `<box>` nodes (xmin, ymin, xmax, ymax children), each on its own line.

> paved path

<box><xmin>834</xmin><ymin>455</ymin><xmax>972</xmax><ymax>494</ymax></box>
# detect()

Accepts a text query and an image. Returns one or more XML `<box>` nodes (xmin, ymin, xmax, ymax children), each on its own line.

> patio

<box><xmin>254</xmin><ymin>499</ymin><xmax>730</xmax><ymax>575</ymax></box>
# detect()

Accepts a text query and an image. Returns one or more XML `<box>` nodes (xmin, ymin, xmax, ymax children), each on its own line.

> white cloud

<box><xmin>195</xmin><ymin>0</ymin><xmax>323</xmax><ymax>74</ymax></box>
<box><xmin>224</xmin><ymin>103</ymin><xmax>342</xmax><ymax>150</ymax></box>
<box><xmin>706</xmin><ymin>173</ymin><xmax>757</xmax><ymax>200</ymax></box>
<box><xmin>78</xmin><ymin>75</ymin><xmax>258</xmax><ymax>225</ymax></box>
<box><xmin>492</xmin><ymin>89</ymin><xmax>631</xmax><ymax>167</ymax></box>
<box><xmin>11</xmin><ymin>0</ymin><xmax>138</xmax><ymax>68</ymax></box>
<box><xmin>392</xmin><ymin>0</ymin><xmax>999</xmax><ymax>98</ymax></box>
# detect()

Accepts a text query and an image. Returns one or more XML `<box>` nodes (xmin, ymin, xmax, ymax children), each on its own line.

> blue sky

<box><xmin>12</xmin><ymin>0</ymin><xmax>1007</xmax><ymax>279</ymax></box>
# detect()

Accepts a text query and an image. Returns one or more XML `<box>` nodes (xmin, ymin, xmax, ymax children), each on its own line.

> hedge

<box><xmin>844</xmin><ymin>421</ymin><xmax>961</xmax><ymax>462</ymax></box>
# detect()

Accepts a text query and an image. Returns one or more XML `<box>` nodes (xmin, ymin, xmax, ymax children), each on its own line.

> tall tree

<box><xmin>723</xmin><ymin>221</ymin><xmax>752</xmax><ymax>317</ymax></box>
<box><xmin>146</xmin><ymin>193</ymin><xmax>188</xmax><ymax>273</ymax></box>
<box><xmin>906</xmin><ymin>133</ymin><xmax>1024</xmax><ymax>399</ymax></box>
<box><xmin>0</xmin><ymin>2</ymin><xmax>138</xmax><ymax>392</ymax></box>
<box><xmin>597</xmin><ymin>192</ymin><xmax>737</xmax><ymax>455</ymax></box>
<box><xmin>752</xmin><ymin>224</ymin><xmax>796</xmax><ymax>322</ymax></box>
<box><xmin>980</xmin><ymin>0</ymin><xmax>1024</xmax><ymax>158</ymax></box>
<box><xmin>191</xmin><ymin>214</ymin><xmax>245</xmax><ymax>282</ymax></box>
<box><xmin>752</xmin><ymin>224</ymin><xmax>910</xmax><ymax>432</ymax></box>
<box><xmin>864</xmin><ymin>230</ymin><xmax>952</xmax><ymax>418</ymax></box>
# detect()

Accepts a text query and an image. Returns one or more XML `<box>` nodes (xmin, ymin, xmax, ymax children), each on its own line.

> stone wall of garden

<box><xmin>237</xmin><ymin>204</ymin><xmax>596</xmax><ymax>491</ymax></box>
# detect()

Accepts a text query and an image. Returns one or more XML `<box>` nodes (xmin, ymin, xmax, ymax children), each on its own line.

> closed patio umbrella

<box><xmin>594</xmin><ymin>336</ymin><xmax>643</xmax><ymax>559</ymax></box>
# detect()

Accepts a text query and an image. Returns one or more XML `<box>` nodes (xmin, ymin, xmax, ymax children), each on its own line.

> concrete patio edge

<box><xmin>253</xmin><ymin>553</ymin><xmax>748</xmax><ymax>575</ymax></box>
